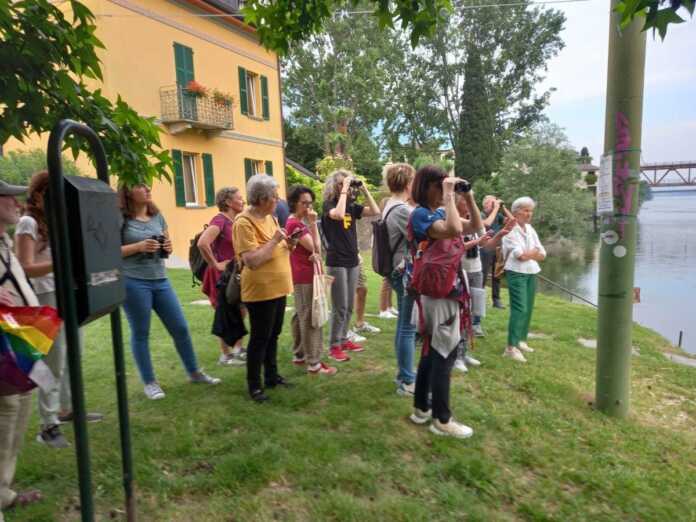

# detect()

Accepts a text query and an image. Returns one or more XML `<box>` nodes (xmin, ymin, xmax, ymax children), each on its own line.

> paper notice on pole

<box><xmin>597</xmin><ymin>154</ymin><xmax>614</xmax><ymax>215</ymax></box>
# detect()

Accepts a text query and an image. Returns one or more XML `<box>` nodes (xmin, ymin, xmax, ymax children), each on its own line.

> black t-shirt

<box><xmin>322</xmin><ymin>200</ymin><xmax>364</xmax><ymax>268</ymax></box>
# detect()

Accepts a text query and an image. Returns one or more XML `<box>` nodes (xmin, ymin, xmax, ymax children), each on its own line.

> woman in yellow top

<box><xmin>232</xmin><ymin>174</ymin><xmax>295</xmax><ymax>402</ymax></box>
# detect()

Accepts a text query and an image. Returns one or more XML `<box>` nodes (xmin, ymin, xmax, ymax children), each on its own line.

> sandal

<box><xmin>7</xmin><ymin>489</ymin><xmax>43</xmax><ymax>510</ymax></box>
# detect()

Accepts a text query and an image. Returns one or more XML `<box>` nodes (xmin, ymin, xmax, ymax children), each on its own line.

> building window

<box><xmin>246</xmin><ymin>71</ymin><xmax>259</xmax><ymax>117</ymax></box>
<box><xmin>238</xmin><ymin>67</ymin><xmax>270</xmax><ymax>120</ymax></box>
<box><xmin>182</xmin><ymin>153</ymin><xmax>200</xmax><ymax>206</ymax></box>
<box><xmin>244</xmin><ymin>159</ymin><xmax>273</xmax><ymax>181</ymax></box>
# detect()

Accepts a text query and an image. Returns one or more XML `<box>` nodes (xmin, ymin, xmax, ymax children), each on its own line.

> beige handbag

<box><xmin>311</xmin><ymin>259</ymin><xmax>333</xmax><ymax>328</ymax></box>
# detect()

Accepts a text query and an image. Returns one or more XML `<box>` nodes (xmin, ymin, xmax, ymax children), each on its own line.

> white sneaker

<box><xmin>347</xmin><ymin>329</ymin><xmax>367</xmax><ymax>343</ymax></box>
<box><xmin>144</xmin><ymin>382</ymin><xmax>165</xmax><ymax>400</ymax></box>
<box><xmin>397</xmin><ymin>381</ymin><xmax>415</xmax><ymax>396</ymax></box>
<box><xmin>354</xmin><ymin>322</ymin><xmax>381</xmax><ymax>334</ymax></box>
<box><xmin>464</xmin><ymin>355</ymin><xmax>481</xmax><ymax>367</ymax></box>
<box><xmin>388</xmin><ymin>307</ymin><xmax>399</xmax><ymax>316</ymax></box>
<box><xmin>503</xmin><ymin>347</ymin><xmax>527</xmax><ymax>363</ymax></box>
<box><xmin>454</xmin><ymin>359</ymin><xmax>468</xmax><ymax>373</ymax></box>
<box><xmin>518</xmin><ymin>341</ymin><xmax>535</xmax><ymax>353</ymax></box>
<box><xmin>472</xmin><ymin>324</ymin><xmax>485</xmax><ymax>337</ymax></box>
<box><xmin>409</xmin><ymin>407</ymin><xmax>432</xmax><ymax>425</ymax></box>
<box><xmin>430</xmin><ymin>418</ymin><xmax>474</xmax><ymax>439</ymax></box>
<box><xmin>218</xmin><ymin>353</ymin><xmax>245</xmax><ymax>366</ymax></box>
<box><xmin>378</xmin><ymin>310</ymin><xmax>398</xmax><ymax>320</ymax></box>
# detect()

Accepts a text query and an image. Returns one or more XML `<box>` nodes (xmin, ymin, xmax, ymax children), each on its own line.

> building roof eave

<box><xmin>182</xmin><ymin>0</ymin><xmax>257</xmax><ymax>36</ymax></box>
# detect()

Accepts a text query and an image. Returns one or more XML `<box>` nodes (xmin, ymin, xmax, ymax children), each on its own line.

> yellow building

<box><xmin>9</xmin><ymin>0</ymin><xmax>286</xmax><ymax>264</ymax></box>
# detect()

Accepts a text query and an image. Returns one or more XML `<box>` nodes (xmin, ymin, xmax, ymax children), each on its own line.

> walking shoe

<box><xmin>144</xmin><ymin>382</ymin><xmax>166</xmax><ymax>400</ymax></box>
<box><xmin>347</xmin><ymin>329</ymin><xmax>367</xmax><ymax>343</ymax></box>
<box><xmin>250</xmin><ymin>389</ymin><xmax>270</xmax><ymax>403</ymax></box>
<box><xmin>58</xmin><ymin>411</ymin><xmax>104</xmax><ymax>424</ymax></box>
<box><xmin>396</xmin><ymin>381</ymin><xmax>415</xmax><ymax>396</ymax></box>
<box><xmin>503</xmin><ymin>347</ymin><xmax>527</xmax><ymax>363</ymax></box>
<box><xmin>430</xmin><ymin>418</ymin><xmax>474</xmax><ymax>439</ymax></box>
<box><xmin>218</xmin><ymin>353</ymin><xmax>245</xmax><ymax>366</ymax></box>
<box><xmin>190</xmin><ymin>371</ymin><xmax>221</xmax><ymax>385</ymax></box>
<box><xmin>329</xmin><ymin>345</ymin><xmax>351</xmax><ymax>362</ymax></box>
<box><xmin>342</xmin><ymin>340</ymin><xmax>364</xmax><ymax>352</ymax></box>
<box><xmin>493</xmin><ymin>299</ymin><xmax>505</xmax><ymax>309</ymax></box>
<box><xmin>292</xmin><ymin>356</ymin><xmax>306</xmax><ymax>366</ymax></box>
<box><xmin>36</xmin><ymin>424</ymin><xmax>70</xmax><ymax>448</ymax></box>
<box><xmin>308</xmin><ymin>362</ymin><xmax>338</xmax><ymax>375</ymax></box>
<box><xmin>378</xmin><ymin>310</ymin><xmax>398</xmax><ymax>320</ymax></box>
<box><xmin>266</xmin><ymin>376</ymin><xmax>294</xmax><ymax>388</ymax></box>
<box><xmin>472</xmin><ymin>324</ymin><xmax>485</xmax><ymax>337</ymax></box>
<box><xmin>518</xmin><ymin>341</ymin><xmax>535</xmax><ymax>353</ymax></box>
<box><xmin>388</xmin><ymin>307</ymin><xmax>399</xmax><ymax>316</ymax></box>
<box><xmin>454</xmin><ymin>359</ymin><xmax>468</xmax><ymax>373</ymax></box>
<box><xmin>354</xmin><ymin>321</ymin><xmax>381</xmax><ymax>334</ymax></box>
<box><xmin>409</xmin><ymin>407</ymin><xmax>432</xmax><ymax>425</ymax></box>
<box><xmin>464</xmin><ymin>355</ymin><xmax>481</xmax><ymax>367</ymax></box>
<box><xmin>231</xmin><ymin>346</ymin><xmax>247</xmax><ymax>361</ymax></box>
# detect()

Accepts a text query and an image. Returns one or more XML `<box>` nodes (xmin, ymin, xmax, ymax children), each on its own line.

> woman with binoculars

<box><xmin>119</xmin><ymin>184</ymin><xmax>220</xmax><ymax>401</ymax></box>
<box><xmin>321</xmin><ymin>170</ymin><xmax>380</xmax><ymax>363</ymax></box>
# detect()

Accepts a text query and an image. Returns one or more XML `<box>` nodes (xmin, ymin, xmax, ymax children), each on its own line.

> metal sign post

<box><xmin>46</xmin><ymin>119</ymin><xmax>136</xmax><ymax>521</ymax></box>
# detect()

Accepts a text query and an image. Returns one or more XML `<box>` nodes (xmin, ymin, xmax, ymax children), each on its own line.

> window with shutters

<box><xmin>244</xmin><ymin>158</ymin><xmax>273</xmax><ymax>181</ymax></box>
<box><xmin>238</xmin><ymin>67</ymin><xmax>270</xmax><ymax>120</ymax></box>
<box><xmin>173</xmin><ymin>149</ymin><xmax>216</xmax><ymax>208</ymax></box>
<box><xmin>182</xmin><ymin>152</ymin><xmax>201</xmax><ymax>206</ymax></box>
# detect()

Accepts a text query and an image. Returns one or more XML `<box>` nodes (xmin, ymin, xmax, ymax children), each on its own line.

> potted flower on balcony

<box><xmin>185</xmin><ymin>80</ymin><xmax>208</xmax><ymax>98</ymax></box>
<box><xmin>211</xmin><ymin>89</ymin><xmax>234</xmax><ymax>108</ymax></box>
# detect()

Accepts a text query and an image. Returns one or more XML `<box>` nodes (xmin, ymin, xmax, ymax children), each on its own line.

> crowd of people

<box><xmin>0</xmin><ymin>162</ymin><xmax>546</xmax><ymax>515</ymax></box>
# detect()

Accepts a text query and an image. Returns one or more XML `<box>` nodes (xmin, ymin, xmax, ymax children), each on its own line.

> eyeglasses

<box><xmin>299</xmin><ymin>201</ymin><xmax>313</xmax><ymax>207</ymax></box>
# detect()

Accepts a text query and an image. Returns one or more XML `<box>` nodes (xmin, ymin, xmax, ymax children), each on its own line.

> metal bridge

<box><xmin>640</xmin><ymin>161</ymin><xmax>696</xmax><ymax>188</ymax></box>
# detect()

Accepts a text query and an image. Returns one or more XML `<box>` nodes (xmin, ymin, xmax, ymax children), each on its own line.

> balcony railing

<box><xmin>159</xmin><ymin>85</ymin><xmax>233</xmax><ymax>134</ymax></box>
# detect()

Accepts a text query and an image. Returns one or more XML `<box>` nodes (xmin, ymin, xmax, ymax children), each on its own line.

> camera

<box><xmin>349</xmin><ymin>179</ymin><xmax>363</xmax><ymax>188</ymax></box>
<box><xmin>150</xmin><ymin>235</ymin><xmax>169</xmax><ymax>259</ymax></box>
<box><xmin>454</xmin><ymin>179</ymin><xmax>471</xmax><ymax>193</ymax></box>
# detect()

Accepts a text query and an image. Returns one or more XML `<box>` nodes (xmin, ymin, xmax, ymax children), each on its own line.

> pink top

<box><xmin>210</xmin><ymin>213</ymin><xmax>235</xmax><ymax>262</ymax></box>
<box><xmin>285</xmin><ymin>216</ymin><xmax>314</xmax><ymax>285</ymax></box>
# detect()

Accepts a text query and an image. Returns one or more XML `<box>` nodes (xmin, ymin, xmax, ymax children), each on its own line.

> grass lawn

<box><xmin>8</xmin><ymin>268</ymin><xmax>696</xmax><ymax>521</ymax></box>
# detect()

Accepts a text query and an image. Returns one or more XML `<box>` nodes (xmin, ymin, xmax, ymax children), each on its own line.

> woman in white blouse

<box><xmin>501</xmin><ymin>197</ymin><xmax>546</xmax><ymax>363</ymax></box>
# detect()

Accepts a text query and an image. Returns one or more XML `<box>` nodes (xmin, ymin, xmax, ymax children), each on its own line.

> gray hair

<box><xmin>246</xmin><ymin>174</ymin><xmax>278</xmax><ymax>206</ymax></box>
<box><xmin>215</xmin><ymin>187</ymin><xmax>239</xmax><ymax>211</ymax></box>
<box><xmin>511</xmin><ymin>196</ymin><xmax>536</xmax><ymax>214</ymax></box>
<box><xmin>323</xmin><ymin>169</ymin><xmax>353</xmax><ymax>201</ymax></box>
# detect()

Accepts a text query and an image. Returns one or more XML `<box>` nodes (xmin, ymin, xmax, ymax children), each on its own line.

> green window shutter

<box><xmin>202</xmin><ymin>153</ymin><xmax>215</xmax><ymax>207</ymax></box>
<box><xmin>238</xmin><ymin>67</ymin><xmax>248</xmax><ymax>115</ymax></box>
<box><xmin>244</xmin><ymin>158</ymin><xmax>253</xmax><ymax>182</ymax></box>
<box><xmin>260</xmin><ymin>75</ymin><xmax>270</xmax><ymax>120</ymax></box>
<box><xmin>172</xmin><ymin>149</ymin><xmax>185</xmax><ymax>207</ymax></box>
<box><xmin>174</xmin><ymin>43</ymin><xmax>194</xmax><ymax>87</ymax></box>
<box><xmin>265</xmin><ymin>160</ymin><xmax>273</xmax><ymax>177</ymax></box>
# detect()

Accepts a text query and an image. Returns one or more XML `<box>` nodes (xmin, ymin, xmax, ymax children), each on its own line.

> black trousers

<box><xmin>480</xmin><ymin>249</ymin><xmax>501</xmax><ymax>301</ymax></box>
<box><xmin>413</xmin><ymin>345</ymin><xmax>457</xmax><ymax>423</ymax></box>
<box><xmin>245</xmin><ymin>296</ymin><xmax>286</xmax><ymax>393</ymax></box>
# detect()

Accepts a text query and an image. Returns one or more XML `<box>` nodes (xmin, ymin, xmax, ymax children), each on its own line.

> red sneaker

<box><xmin>308</xmin><ymin>362</ymin><xmax>338</xmax><ymax>375</ymax></box>
<box><xmin>329</xmin><ymin>345</ymin><xmax>351</xmax><ymax>362</ymax></box>
<box><xmin>342</xmin><ymin>340</ymin><xmax>364</xmax><ymax>352</ymax></box>
<box><xmin>292</xmin><ymin>356</ymin><xmax>306</xmax><ymax>366</ymax></box>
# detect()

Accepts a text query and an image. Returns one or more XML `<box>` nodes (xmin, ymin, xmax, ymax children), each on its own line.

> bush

<box><xmin>0</xmin><ymin>149</ymin><xmax>82</xmax><ymax>185</ymax></box>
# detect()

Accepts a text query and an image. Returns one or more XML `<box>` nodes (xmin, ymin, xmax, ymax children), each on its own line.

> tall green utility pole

<box><xmin>595</xmin><ymin>0</ymin><xmax>647</xmax><ymax>417</ymax></box>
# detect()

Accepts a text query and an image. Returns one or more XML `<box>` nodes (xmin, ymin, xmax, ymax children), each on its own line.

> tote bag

<box><xmin>311</xmin><ymin>260</ymin><xmax>334</xmax><ymax>328</ymax></box>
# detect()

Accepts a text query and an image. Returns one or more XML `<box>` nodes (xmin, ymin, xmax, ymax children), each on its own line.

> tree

<box><xmin>477</xmin><ymin>123</ymin><xmax>594</xmax><ymax>239</ymax></box>
<box><xmin>0</xmin><ymin>1</ymin><xmax>170</xmax><ymax>187</ymax></box>
<box><xmin>455</xmin><ymin>43</ymin><xmax>497</xmax><ymax>183</ymax></box>
<box><xmin>616</xmin><ymin>0</ymin><xmax>694</xmax><ymax>39</ymax></box>
<box><xmin>0</xmin><ymin>149</ymin><xmax>82</xmax><ymax>186</ymax></box>
<box><xmin>283</xmin><ymin>121</ymin><xmax>324</xmax><ymax>173</ymax></box>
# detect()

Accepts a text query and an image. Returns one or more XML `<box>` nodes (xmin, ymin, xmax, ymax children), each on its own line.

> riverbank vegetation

<box><xmin>11</xmin><ymin>269</ymin><xmax>696</xmax><ymax>521</ymax></box>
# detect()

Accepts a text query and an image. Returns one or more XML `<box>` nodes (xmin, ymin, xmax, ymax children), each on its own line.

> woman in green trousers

<box><xmin>501</xmin><ymin>197</ymin><xmax>546</xmax><ymax>363</ymax></box>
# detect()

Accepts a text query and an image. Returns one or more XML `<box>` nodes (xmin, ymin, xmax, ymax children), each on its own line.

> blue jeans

<box><xmin>123</xmin><ymin>277</ymin><xmax>199</xmax><ymax>384</ymax></box>
<box><xmin>390</xmin><ymin>271</ymin><xmax>416</xmax><ymax>385</ymax></box>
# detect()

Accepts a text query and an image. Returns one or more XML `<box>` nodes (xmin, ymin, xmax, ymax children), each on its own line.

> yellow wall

<box><xmin>5</xmin><ymin>0</ymin><xmax>286</xmax><ymax>264</ymax></box>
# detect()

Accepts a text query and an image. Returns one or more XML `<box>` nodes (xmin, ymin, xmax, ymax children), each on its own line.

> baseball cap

<box><xmin>0</xmin><ymin>180</ymin><xmax>28</xmax><ymax>196</ymax></box>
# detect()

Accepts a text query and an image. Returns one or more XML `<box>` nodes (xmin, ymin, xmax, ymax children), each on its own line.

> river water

<box><xmin>540</xmin><ymin>188</ymin><xmax>696</xmax><ymax>354</ymax></box>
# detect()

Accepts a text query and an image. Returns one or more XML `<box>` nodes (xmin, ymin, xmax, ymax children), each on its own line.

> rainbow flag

<box><xmin>0</xmin><ymin>305</ymin><xmax>62</xmax><ymax>396</ymax></box>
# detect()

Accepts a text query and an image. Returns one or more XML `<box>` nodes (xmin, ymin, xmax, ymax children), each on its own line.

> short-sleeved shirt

<box><xmin>14</xmin><ymin>215</ymin><xmax>54</xmax><ymax>295</ymax></box>
<box><xmin>321</xmin><ymin>200</ymin><xmax>364</xmax><ymax>268</ymax></box>
<box><xmin>274</xmin><ymin>199</ymin><xmax>290</xmax><ymax>228</ymax></box>
<box><xmin>232</xmin><ymin>210</ymin><xmax>293</xmax><ymax>302</ymax></box>
<box><xmin>209</xmin><ymin>213</ymin><xmax>235</xmax><ymax>262</ymax></box>
<box><xmin>410</xmin><ymin>207</ymin><xmax>446</xmax><ymax>243</ymax></box>
<box><xmin>285</xmin><ymin>216</ymin><xmax>314</xmax><ymax>285</ymax></box>
<box><xmin>121</xmin><ymin>213</ymin><xmax>168</xmax><ymax>280</ymax></box>
<box><xmin>383</xmin><ymin>199</ymin><xmax>412</xmax><ymax>272</ymax></box>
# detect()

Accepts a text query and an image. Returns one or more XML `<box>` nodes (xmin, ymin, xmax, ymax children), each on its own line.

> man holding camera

<box><xmin>480</xmin><ymin>195</ymin><xmax>512</xmax><ymax>309</ymax></box>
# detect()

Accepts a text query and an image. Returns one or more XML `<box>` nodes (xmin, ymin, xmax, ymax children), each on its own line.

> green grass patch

<box><xmin>8</xmin><ymin>268</ymin><xmax>696</xmax><ymax>521</ymax></box>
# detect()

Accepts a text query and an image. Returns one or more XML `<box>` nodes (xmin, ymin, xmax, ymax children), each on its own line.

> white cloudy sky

<box><xmin>540</xmin><ymin>2</ymin><xmax>696</xmax><ymax>164</ymax></box>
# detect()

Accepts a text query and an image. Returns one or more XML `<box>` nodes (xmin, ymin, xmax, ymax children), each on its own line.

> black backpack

<box><xmin>189</xmin><ymin>225</ymin><xmax>208</xmax><ymax>287</ymax></box>
<box><xmin>371</xmin><ymin>203</ymin><xmax>406</xmax><ymax>277</ymax></box>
